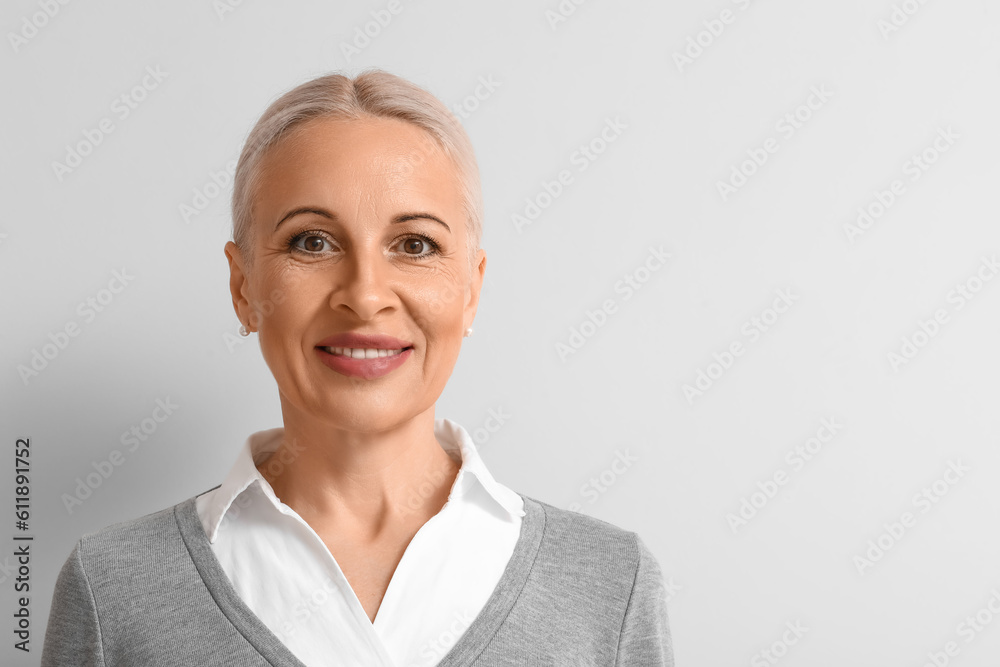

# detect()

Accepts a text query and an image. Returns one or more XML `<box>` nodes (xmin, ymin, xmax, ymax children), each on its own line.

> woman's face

<box><xmin>225</xmin><ymin>116</ymin><xmax>485</xmax><ymax>432</ymax></box>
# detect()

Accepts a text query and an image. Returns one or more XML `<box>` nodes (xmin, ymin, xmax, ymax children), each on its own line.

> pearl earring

<box><xmin>464</xmin><ymin>327</ymin><xmax>474</xmax><ymax>338</ymax></box>
<box><xmin>239</xmin><ymin>324</ymin><xmax>250</xmax><ymax>337</ymax></box>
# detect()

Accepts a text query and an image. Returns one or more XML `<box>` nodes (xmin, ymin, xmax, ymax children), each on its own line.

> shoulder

<box><xmin>77</xmin><ymin>495</ymin><xmax>191</xmax><ymax>547</ymax></box>
<box><xmin>525</xmin><ymin>493</ymin><xmax>645</xmax><ymax>549</ymax></box>
<box><xmin>509</xmin><ymin>494</ymin><xmax>670</xmax><ymax>651</ymax></box>
<box><xmin>69</xmin><ymin>494</ymin><xmax>205</xmax><ymax>586</ymax></box>
<box><xmin>44</xmin><ymin>493</ymin><xmax>248</xmax><ymax>664</ymax></box>
<box><xmin>520</xmin><ymin>494</ymin><xmax>652</xmax><ymax>580</ymax></box>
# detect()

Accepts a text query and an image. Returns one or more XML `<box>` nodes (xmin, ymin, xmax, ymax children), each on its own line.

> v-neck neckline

<box><xmin>173</xmin><ymin>492</ymin><xmax>546</xmax><ymax>666</ymax></box>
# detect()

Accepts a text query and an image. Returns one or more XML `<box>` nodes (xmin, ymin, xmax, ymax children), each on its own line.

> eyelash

<box><xmin>284</xmin><ymin>229</ymin><xmax>443</xmax><ymax>260</ymax></box>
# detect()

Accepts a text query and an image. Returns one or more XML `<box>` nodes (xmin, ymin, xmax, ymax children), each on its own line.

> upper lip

<box><xmin>316</xmin><ymin>332</ymin><xmax>414</xmax><ymax>350</ymax></box>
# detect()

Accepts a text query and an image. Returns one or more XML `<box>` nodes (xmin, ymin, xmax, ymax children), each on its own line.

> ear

<box><xmin>463</xmin><ymin>247</ymin><xmax>487</xmax><ymax>331</ymax></box>
<box><xmin>224</xmin><ymin>241</ymin><xmax>254</xmax><ymax>332</ymax></box>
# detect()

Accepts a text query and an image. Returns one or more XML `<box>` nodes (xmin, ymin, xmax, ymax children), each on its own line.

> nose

<box><xmin>328</xmin><ymin>243</ymin><xmax>398</xmax><ymax>321</ymax></box>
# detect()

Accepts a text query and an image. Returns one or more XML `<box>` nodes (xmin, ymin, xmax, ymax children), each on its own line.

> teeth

<box><xmin>323</xmin><ymin>347</ymin><xmax>405</xmax><ymax>359</ymax></box>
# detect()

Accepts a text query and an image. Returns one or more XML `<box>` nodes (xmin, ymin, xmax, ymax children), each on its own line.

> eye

<box><xmin>395</xmin><ymin>235</ymin><xmax>441</xmax><ymax>259</ymax></box>
<box><xmin>288</xmin><ymin>232</ymin><xmax>334</xmax><ymax>254</ymax></box>
<box><xmin>286</xmin><ymin>230</ymin><xmax>441</xmax><ymax>259</ymax></box>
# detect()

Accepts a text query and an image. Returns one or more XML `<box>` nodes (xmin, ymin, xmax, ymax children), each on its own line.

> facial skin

<box><xmin>223</xmin><ymin>116</ymin><xmax>486</xmax><ymax>552</ymax></box>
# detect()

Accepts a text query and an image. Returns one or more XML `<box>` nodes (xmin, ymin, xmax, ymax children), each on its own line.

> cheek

<box><xmin>250</xmin><ymin>269</ymin><xmax>315</xmax><ymax>342</ymax></box>
<box><xmin>410</xmin><ymin>283</ymin><xmax>467</xmax><ymax>335</ymax></box>
<box><xmin>254</xmin><ymin>288</ymin><xmax>318</xmax><ymax>391</ymax></box>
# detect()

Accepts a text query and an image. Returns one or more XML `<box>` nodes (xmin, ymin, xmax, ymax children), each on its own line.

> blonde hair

<box><xmin>231</xmin><ymin>69</ymin><xmax>483</xmax><ymax>271</ymax></box>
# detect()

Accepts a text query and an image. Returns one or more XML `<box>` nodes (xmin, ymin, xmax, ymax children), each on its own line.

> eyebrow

<box><xmin>274</xmin><ymin>207</ymin><xmax>451</xmax><ymax>233</ymax></box>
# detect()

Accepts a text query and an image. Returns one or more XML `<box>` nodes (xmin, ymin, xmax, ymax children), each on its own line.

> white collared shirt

<box><xmin>194</xmin><ymin>418</ymin><xmax>524</xmax><ymax>667</ymax></box>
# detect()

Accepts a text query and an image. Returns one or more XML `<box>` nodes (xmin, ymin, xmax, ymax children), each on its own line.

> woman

<box><xmin>41</xmin><ymin>69</ymin><xmax>674</xmax><ymax>666</ymax></box>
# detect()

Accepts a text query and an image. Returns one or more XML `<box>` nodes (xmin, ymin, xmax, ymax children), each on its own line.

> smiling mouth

<box><xmin>318</xmin><ymin>346</ymin><xmax>413</xmax><ymax>359</ymax></box>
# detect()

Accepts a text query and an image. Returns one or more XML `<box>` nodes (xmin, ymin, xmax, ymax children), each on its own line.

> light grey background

<box><xmin>3</xmin><ymin>1</ymin><xmax>1000</xmax><ymax>665</ymax></box>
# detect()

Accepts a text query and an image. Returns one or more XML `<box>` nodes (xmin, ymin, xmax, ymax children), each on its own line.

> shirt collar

<box><xmin>200</xmin><ymin>417</ymin><xmax>524</xmax><ymax>543</ymax></box>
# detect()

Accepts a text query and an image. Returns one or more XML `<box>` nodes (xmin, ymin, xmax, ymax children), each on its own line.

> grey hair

<box><xmin>230</xmin><ymin>68</ymin><xmax>483</xmax><ymax>272</ymax></box>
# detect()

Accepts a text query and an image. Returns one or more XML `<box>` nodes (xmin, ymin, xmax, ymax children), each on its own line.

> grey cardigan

<box><xmin>41</xmin><ymin>492</ymin><xmax>674</xmax><ymax>666</ymax></box>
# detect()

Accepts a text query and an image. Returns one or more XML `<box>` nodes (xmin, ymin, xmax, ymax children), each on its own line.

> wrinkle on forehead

<box><xmin>253</xmin><ymin>115</ymin><xmax>465</xmax><ymax>242</ymax></box>
<box><xmin>272</xmin><ymin>117</ymin><xmax>449</xmax><ymax>189</ymax></box>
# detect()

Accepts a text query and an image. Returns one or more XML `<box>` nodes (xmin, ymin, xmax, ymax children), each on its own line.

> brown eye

<box><xmin>289</xmin><ymin>232</ymin><xmax>333</xmax><ymax>254</ymax></box>
<box><xmin>303</xmin><ymin>235</ymin><xmax>326</xmax><ymax>252</ymax></box>
<box><xmin>402</xmin><ymin>238</ymin><xmax>427</xmax><ymax>255</ymax></box>
<box><xmin>391</xmin><ymin>234</ymin><xmax>441</xmax><ymax>259</ymax></box>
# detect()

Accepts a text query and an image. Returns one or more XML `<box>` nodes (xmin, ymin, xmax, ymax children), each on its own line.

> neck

<box><xmin>256</xmin><ymin>401</ymin><xmax>461</xmax><ymax>541</ymax></box>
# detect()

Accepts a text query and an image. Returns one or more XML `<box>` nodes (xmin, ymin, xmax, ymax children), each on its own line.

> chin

<box><xmin>304</xmin><ymin>394</ymin><xmax>421</xmax><ymax>432</ymax></box>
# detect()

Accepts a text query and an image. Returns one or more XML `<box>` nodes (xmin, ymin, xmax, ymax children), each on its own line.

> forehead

<box><xmin>255</xmin><ymin>116</ymin><xmax>463</xmax><ymax>217</ymax></box>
